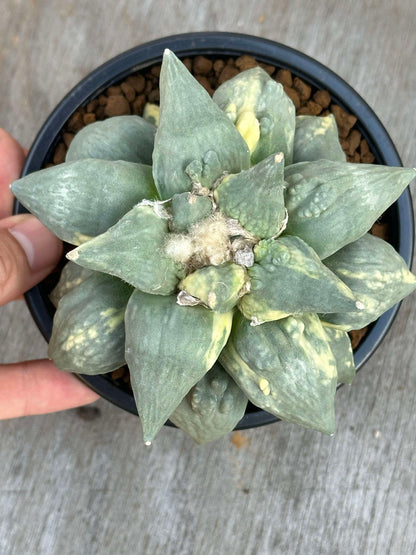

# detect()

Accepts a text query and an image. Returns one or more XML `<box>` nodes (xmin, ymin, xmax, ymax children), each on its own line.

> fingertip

<box><xmin>0</xmin><ymin>128</ymin><xmax>26</xmax><ymax>219</ymax></box>
<box><xmin>8</xmin><ymin>215</ymin><xmax>63</xmax><ymax>273</ymax></box>
<box><xmin>0</xmin><ymin>359</ymin><xmax>100</xmax><ymax>419</ymax></box>
<box><xmin>0</xmin><ymin>215</ymin><xmax>63</xmax><ymax>305</ymax></box>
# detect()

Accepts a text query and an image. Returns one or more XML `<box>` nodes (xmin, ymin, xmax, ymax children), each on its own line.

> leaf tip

<box><xmin>66</xmin><ymin>249</ymin><xmax>79</xmax><ymax>262</ymax></box>
<box><xmin>10</xmin><ymin>179</ymin><xmax>23</xmax><ymax>198</ymax></box>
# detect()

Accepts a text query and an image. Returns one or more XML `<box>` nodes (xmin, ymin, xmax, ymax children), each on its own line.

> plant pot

<box><xmin>14</xmin><ymin>32</ymin><xmax>414</xmax><ymax>431</ymax></box>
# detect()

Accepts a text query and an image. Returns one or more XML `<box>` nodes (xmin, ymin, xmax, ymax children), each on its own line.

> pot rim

<box><xmin>15</xmin><ymin>32</ymin><xmax>415</xmax><ymax>430</ymax></box>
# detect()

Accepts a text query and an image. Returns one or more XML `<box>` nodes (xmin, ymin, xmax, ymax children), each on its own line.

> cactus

<box><xmin>12</xmin><ymin>50</ymin><xmax>416</xmax><ymax>444</ymax></box>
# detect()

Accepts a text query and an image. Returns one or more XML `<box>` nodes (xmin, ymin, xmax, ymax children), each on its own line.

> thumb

<box><xmin>0</xmin><ymin>214</ymin><xmax>62</xmax><ymax>305</ymax></box>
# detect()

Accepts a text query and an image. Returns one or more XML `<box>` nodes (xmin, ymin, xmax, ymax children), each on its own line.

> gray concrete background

<box><xmin>1</xmin><ymin>1</ymin><xmax>415</xmax><ymax>554</ymax></box>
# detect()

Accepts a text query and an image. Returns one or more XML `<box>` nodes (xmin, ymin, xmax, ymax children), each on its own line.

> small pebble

<box><xmin>62</xmin><ymin>132</ymin><xmax>74</xmax><ymax>148</ymax></box>
<box><xmin>148</xmin><ymin>88</ymin><xmax>160</xmax><ymax>103</ymax></box>
<box><xmin>293</xmin><ymin>77</ymin><xmax>311</xmax><ymax>101</ymax></box>
<box><xmin>106</xmin><ymin>85</ymin><xmax>122</xmax><ymax>96</ymax></box>
<box><xmin>193</xmin><ymin>55</ymin><xmax>213</xmax><ymax>75</ymax></box>
<box><xmin>283</xmin><ymin>85</ymin><xmax>300</xmax><ymax>109</ymax></box>
<box><xmin>132</xmin><ymin>94</ymin><xmax>146</xmax><ymax>115</ymax></box>
<box><xmin>126</xmin><ymin>74</ymin><xmax>146</xmax><ymax>93</ymax></box>
<box><xmin>313</xmin><ymin>89</ymin><xmax>331</xmax><ymax>108</ymax></box>
<box><xmin>218</xmin><ymin>65</ymin><xmax>239</xmax><ymax>84</ymax></box>
<box><xmin>66</xmin><ymin>111</ymin><xmax>84</xmax><ymax>133</ymax></box>
<box><xmin>276</xmin><ymin>68</ymin><xmax>293</xmax><ymax>87</ymax></box>
<box><xmin>104</xmin><ymin>95</ymin><xmax>131</xmax><ymax>117</ymax></box>
<box><xmin>331</xmin><ymin>104</ymin><xmax>357</xmax><ymax>138</ymax></box>
<box><xmin>52</xmin><ymin>142</ymin><xmax>66</xmax><ymax>164</ymax></box>
<box><xmin>213</xmin><ymin>59</ymin><xmax>225</xmax><ymax>75</ymax></box>
<box><xmin>86</xmin><ymin>99</ymin><xmax>98</xmax><ymax>113</ymax></box>
<box><xmin>83</xmin><ymin>113</ymin><xmax>96</xmax><ymax>125</ymax></box>
<box><xmin>235</xmin><ymin>54</ymin><xmax>258</xmax><ymax>71</ymax></box>
<box><xmin>121</xmin><ymin>82</ymin><xmax>136</xmax><ymax>103</ymax></box>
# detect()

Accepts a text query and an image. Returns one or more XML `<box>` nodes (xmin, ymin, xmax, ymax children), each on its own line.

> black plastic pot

<box><xmin>15</xmin><ymin>32</ymin><xmax>414</xmax><ymax>430</ymax></box>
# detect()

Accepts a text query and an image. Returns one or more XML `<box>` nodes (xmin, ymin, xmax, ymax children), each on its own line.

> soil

<box><xmin>45</xmin><ymin>53</ymin><xmax>386</xmax><ymax>392</ymax></box>
<box><xmin>49</xmin><ymin>54</ymin><xmax>375</xmax><ymax>166</ymax></box>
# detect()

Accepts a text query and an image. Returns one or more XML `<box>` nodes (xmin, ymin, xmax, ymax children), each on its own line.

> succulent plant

<box><xmin>12</xmin><ymin>50</ymin><xmax>416</xmax><ymax>444</ymax></box>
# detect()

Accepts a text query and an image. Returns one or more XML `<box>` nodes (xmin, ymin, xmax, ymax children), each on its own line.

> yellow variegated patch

<box><xmin>235</xmin><ymin>111</ymin><xmax>261</xmax><ymax>153</ymax></box>
<box><xmin>220</xmin><ymin>313</ymin><xmax>337</xmax><ymax>434</ymax></box>
<box><xmin>48</xmin><ymin>273</ymin><xmax>133</xmax><ymax>375</ymax></box>
<box><xmin>322</xmin><ymin>233</ymin><xmax>416</xmax><ymax>330</ymax></box>
<box><xmin>179</xmin><ymin>262</ymin><xmax>248</xmax><ymax>313</ymax></box>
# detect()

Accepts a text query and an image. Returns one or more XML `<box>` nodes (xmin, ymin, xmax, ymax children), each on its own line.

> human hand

<box><xmin>0</xmin><ymin>128</ymin><xmax>99</xmax><ymax>419</ymax></box>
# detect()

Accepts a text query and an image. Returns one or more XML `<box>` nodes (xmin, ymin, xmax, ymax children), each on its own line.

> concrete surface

<box><xmin>1</xmin><ymin>1</ymin><xmax>415</xmax><ymax>553</ymax></box>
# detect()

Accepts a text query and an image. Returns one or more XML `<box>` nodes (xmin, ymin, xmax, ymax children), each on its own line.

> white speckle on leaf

<box><xmin>207</xmin><ymin>291</ymin><xmax>217</xmax><ymax>307</ymax></box>
<box><xmin>177</xmin><ymin>290</ymin><xmax>200</xmax><ymax>307</ymax></box>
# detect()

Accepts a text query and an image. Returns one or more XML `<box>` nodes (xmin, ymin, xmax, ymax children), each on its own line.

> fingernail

<box><xmin>9</xmin><ymin>216</ymin><xmax>62</xmax><ymax>273</ymax></box>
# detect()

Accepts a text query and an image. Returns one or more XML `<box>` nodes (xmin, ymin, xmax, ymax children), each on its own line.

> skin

<box><xmin>0</xmin><ymin>128</ymin><xmax>99</xmax><ymax>419</ymax></box>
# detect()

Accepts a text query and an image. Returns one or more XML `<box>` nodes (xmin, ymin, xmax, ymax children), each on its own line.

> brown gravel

<box><xmin>313</xmin><ymin>89</ymin><xmax>331</xmax><ymax>108</ymax></box>
<box><xmin>276</xmin><ymin>68</ymin><xmax>292</xmax><ymax>87</ymax></box>
<box><xmin>235</xmin><ymin>54</ymin><xmax>259</xmax><ymax>71</ymax></box>
<box><xmin>51</xmin><ymin>53</ymin><xmax>375</xmax><ymax>166</ymax></box>
<box><xmin>104</xmin><ymin>94</ymin><xmax>131</xmax><ymax>117</ymax></box>
<box><xmin>349</xmin><ymin>327</ymin><xmax>369</xmax><ymax>350</ymax></box>
<box><xmin>331</xmin><ymin>104</ymin><xmax>358</xmax><ymax>139</ymax></box>
<box><xmin>126</xmin><ymin>74</ymin><xmax>146</xmax><ymax>93</ymax></box>
<box><xmin>293</xmin><ymin>76</ymin><xmax>312</xmax><ymax>102</ymax></box>
<box><xmin>193</xmin><ymin>55</ymin><xmax>213</xmax><ymax>75</ymax></box>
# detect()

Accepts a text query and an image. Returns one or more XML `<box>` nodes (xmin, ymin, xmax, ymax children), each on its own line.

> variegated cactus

<box><xmin>12</xmin><ymin>50</ymin><xmax>416</xmax><ymax>444</ymax></box>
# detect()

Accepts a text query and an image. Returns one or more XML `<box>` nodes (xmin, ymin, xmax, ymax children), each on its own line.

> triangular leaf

<box><xmin>152</xmin><ymin>50</ymin><xmax>250</xmax><ymax>199</ymax></box>
<box><xmin>214</xmin><ymin>152</ymin><xmax>286</xmax><ymax>239</ymax></box>
<box><xmin>179</xmin><ymin>262</ymin><xmax>248</xmax><ymax>313</ymax></box>
<box><xmin>66</xmin><ymin>115</ymin><xmax>156</xmax><ymax>164</ymax></box>
<box><xmin>125</xmin><ymin>290</ymin><xmax>233</xmax><ymax>443</ymax></box>
<box><xmin>169</xmin><ymin>363</ymin><xmax>247</xmax><ymax>444</ymax></box>
<box><xmin>293</xmin><ymin>114</ymin><xmax>346</xmax><ymax>163</ymax></box>
<box><xmin>239</xmin><ymin>236</ymin><xmax>361</xmax><ymax>324</ymax></box>
<box><xmin>220</xmin><ymin>312</ymin><xmax>337</xmax><ymax>434</ymax></box>
<box><xmin>67</xmin><ymin>204</ymin><xmax>185</xmax><ymax>294</ymax></box>
<box><xmin>49</xmin><ymin>261</ymin><xmax>95</xmax><ymax>308</ymax></box>
<box><xmin>11</xmin><ymin>159</ymin><xmax>157</xmax><ymax>245</ymax></box>
<box><xmin>321</xmin><ymin>233</ymin><xmax>416</xmax><ymax>330</ymax></box>
<box><xmin>284</xmin><ymin>160</ymin><xmax>416</xmax><ymax>258</ymax></box>
<box><xmin>213</xmin><ymin>66</ymin><xmax>295</xmax><ymax>165</ymax></box>
<box><xmin>48</xmin><ymin>273</ymin><xmax>132</xmax><ymax>375</ymax></box>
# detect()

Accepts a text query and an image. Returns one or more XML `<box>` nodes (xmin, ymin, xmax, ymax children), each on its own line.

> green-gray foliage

<box><xmin>12</xmin><ymin>50</ymin><xmax>416</xmax><ymax>443</ymax></box>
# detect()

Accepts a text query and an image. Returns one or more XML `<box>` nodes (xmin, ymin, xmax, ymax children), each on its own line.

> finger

<box><xmin>0</xmin><ymin>214</ymin><xmax>62</xmax><ymax>305</ymax></box>
<box><xmin>0</xmin><ymin>129</ymin><xmax>26</xmax><ymax>219</ymax></box>
<box><xmin>0</xmin><ymin>359</ymin><xmax>100</xmax><ymax>419</ymax></box>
